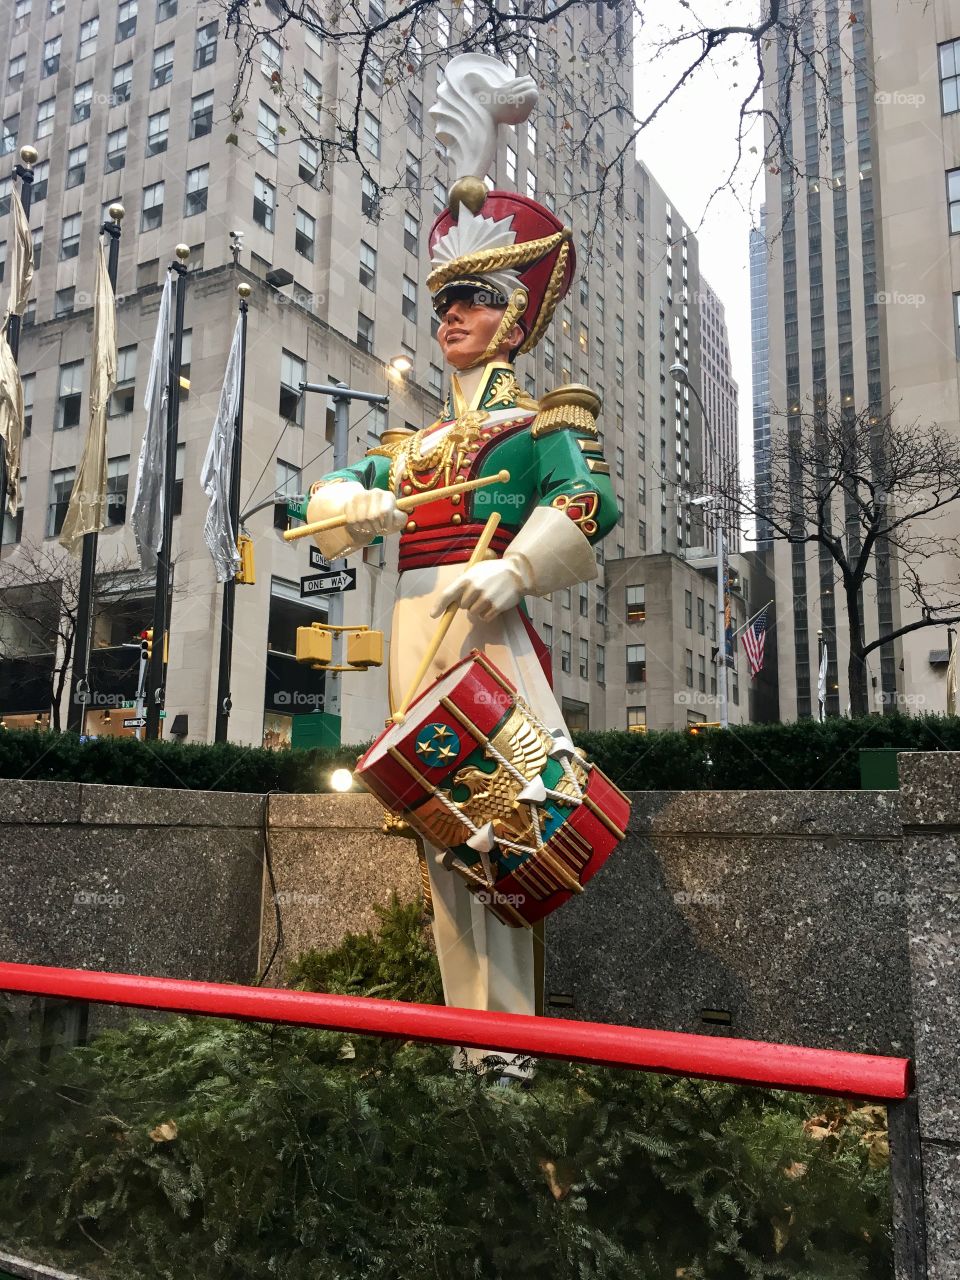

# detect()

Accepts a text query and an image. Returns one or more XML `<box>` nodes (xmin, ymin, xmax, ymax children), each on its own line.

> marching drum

<box><xmin>356</xmin><ymin>650</ymin><xmax>631</xmax><ymax>927</ymax></box>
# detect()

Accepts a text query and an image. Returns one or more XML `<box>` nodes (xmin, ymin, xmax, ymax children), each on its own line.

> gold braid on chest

<box><xmin>371</xmin><ymin>410</ymin><xmax>492</xmax><ymax>492</ymax></box>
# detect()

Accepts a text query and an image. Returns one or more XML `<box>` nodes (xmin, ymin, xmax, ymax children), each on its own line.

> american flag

<box><xmin>741</xmin><ymin>607</ymin><xmax>769</xmax><ymax>678</ymax></box>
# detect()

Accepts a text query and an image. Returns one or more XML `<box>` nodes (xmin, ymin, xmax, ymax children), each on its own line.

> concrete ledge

<box><xmin>267</xmin><ymin>791</ymin><xmax>386</xmax><ymax>830</ymax></box>
<box><xmin>899</xmin><ymin>751</ymin><xmax>960</xmax><ymax>830</ymax></box>
<box><xmin>0</xmin><ymin>781</ymin><xmax>81</xmax><ymax>825</ymax></box>
<box><xmin>629</xmin><ymin>789</ymin><xmax>902</xmax><ymax>838</ymax></box>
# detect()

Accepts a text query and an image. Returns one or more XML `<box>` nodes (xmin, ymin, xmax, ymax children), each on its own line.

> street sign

<box><xmin>123</xmin><ymin>717</ymin><xmax>146</xmax><ymax>729</ymax></box>
<box><xmin>300</xmin><ymin>569</ymin><xmax>357</xmax><ymax>597</ymax></box>
<box><xmin>309</xmin><ymin>546</ymin><xmax>328</xmax><ymax>570</ymax></box>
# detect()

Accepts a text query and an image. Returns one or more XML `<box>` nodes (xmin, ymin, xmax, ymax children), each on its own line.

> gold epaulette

<box><xmin>531</xmin><ymin>384</ymin><xmax>602</xmax><ymax>440</ymax></box>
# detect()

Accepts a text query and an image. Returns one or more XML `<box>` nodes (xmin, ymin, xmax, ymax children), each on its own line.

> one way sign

<box><xmin>300</xmin><ymin>568</ymin><xmax>357</xmax><ymax>597</ymax></box>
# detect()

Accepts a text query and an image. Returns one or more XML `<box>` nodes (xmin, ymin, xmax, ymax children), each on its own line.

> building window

<box><xmin>152</xmin><ymin>43</ymin><xmax>175</xmax><ymax>89</ymax></box>
<box><xmin>434</xmin><ymin>178</ymin><xmax>446</xmax><ymax>214</ymax></box>
<box><xmin>253</xmin><ymin>176</ymin><xmax>275</xmax><ymax>231</ymax></box>
<box><xmin>357</xmin><ymin>312</ymin><xmax>374</xmax><ymax>353</ymax></box>
<box><xmin>274</xmin><ymin>459</ymin><xmax>301</xmax><ymax>527</ymax></box>
<box><xmin>626</xmin><ymin>644</ymin><xmax>646</xmax><ymax>684</ymax></box>
<box><xmin>191</xmin><ymin>91</ymin><xmax>214</xmax><ymax>140</ymax></box>
<box><xmin>112</xmin><ymin>63</ymin><xmax>133</xmax><ymax>105</ymax></box>
<box><xmin>158</xmin><ymin>0</ymin><xmax>178</xmax><ymax>20</ymax></box>
<box><xmin>56</xmin><ymin>362</ymin><xmax>84</xmax><ymax>431</ymax></box>
<box><xmin>55</xmin><ymin>287</ymin><xmax>75</xmax><ymax>317</ymax></box>
<box><xmin>626</xmin><ymin>707</ymin><xmax>645</xmax><ymax>734</ymax></box>
<box><xmin>295</xmin><ymin>207</ymin><xmax>315</xmax><ymax>260</ymax></box>
<box><xmin>48</xmin><ymin>467</ymin><xmax>76</xmax><ymax>537</ymax></box>
<box><xmin>59</xmin><ymin>214</ymin><xmax>81</xmax><ymax>261</ymax></box>
<box><xmin>195</xmin><ymin>21</ymin><xmax>218</xmax><ymax>69</ymax></box>
<box><xmin>697</xmin><ymin>597</ymin><xmax>705</xmax><ymax>635</ymax></box>
<box><xmin>684</xmin><ymin>589</ymin><xmax>693</xmax><ymax>628</ymax></box>
<box><xmin>73</xmin><ymin>82</ymin><xmax>93</xmax><ymax>124</ymax></box>
<box><xmin>21</xmin><ymin>373</ymin><xmax>34</xmax><ymax>436</ymax></box>
<box><xmin>626</xmin><ymin>584</ymin><xmax>645</xmax><ymax>622</ymax></box>
<box><xmin>402</xmin><ymin>275</ymin><xmax>417</xmax><ymax>322</ymax></box>
<box><xmin>66</xmin><ymin>145</ymin><xmax>87</xmax><ymax>190</ymax></box>
<box><xmin>141</xmin><ymin>181</ymin><xmax>164</xmax><ymax>231</ymax></box>
<box><xmin>579</xmin><ymin>582</ymin><xmax>589</xmax><ymax>617</ymax></box>
<box><xmin>542</xmin><ymin>622</ymin><xmax>553</xmax><ymax>651</ymax></box>
<box><xmin>147</xmin><ymin>109</ymin><xmax>170</xmax><ymax>156</ymax></box>
<box><xmin>117</xmin><ymin>1</ymin><xmax>138</xmax><ymax>40</ymax></box>
<box><xmin>949</xmin><ymin>168</ymin><xmax>960</xmax><ymax>234</ymax></box>
<box><xmin>261</xmin><ymin>36</ymin><xmax>281</xmax><ymax>78</ymax></box>
<box><xmin>940</xmin><ymin>39</ymin><xmax>960</xmax><ymax>114</ymax></box>
<box><xmin>300</xmin><ymin>140</ymin><xmax>320</xmax><ymax>187</ymax></box>
<box><xmin>110</xmin><ymin>345</ymin><xmax>137</xmax><ymax>417</ymax></box>
<box><xmin>36</xmin><ymin>99</ymin><xmax>55</xmax><ymax>140</ymax></box>
<box><xmin>561</xmin><ymin>631</ymin><xmax>571</xmax><ymax>673</ymax></box>
<box><xmin>42</xmin><ymin>35</ymin><xmax>61</xmax><ymax>77</ymax></box>
<box><xmin>359</xmin><ymin>241</ymin><xmax>377</xmax><ymax>289</ymax></box>
<box><xmin>596</xmin><ymin>643</ymin><xmax>606</xmax><ymax>685</ymax></box>
<box><xmin>184</xmin><ymin>165</ymin><xmax>209</xmax><ymax>216</ymax></box>
<box><xmin>403</xmin><ymin>212</ymin><xmax>419</xmax><ymax>255</ymax></box>
<box><xmin>363</xmin><ymin>110</ymin><xmax>381</xmax><ymax>159</ymax></box>
<box><xmin>258</xmin><ymin>101</ymin><xmax>279</xmax><ymax>154</ymax></box>
<box><xmin>685</xmin><ymin>648</ymin><xmax>694</xmax><ymax>687</ymax></box>
<box><xmin>302</xmin><ymin>69</ymin><xmax>322</xmax><ymax>122</ymax></box>
<box><xmin>105</xmin><ymin>128</ymin><xmax>127</xmax><ymax>173</ymax></box>
<box><xmin>698</xmin><ymin>653</ymin><xmax>706</xmax><ymax>692</ymax></box>
<box><xmin>361</xmin><ymin>173</ymin><xmax>378</xmax><ymax>217</ymax></box>
<box><xmin>105</xmin><ymin>456</ymin><xmax>130</xmax><ymax>526</ymax></box>
<box><xmin>405</xmin><ymin>150</ymin><xmax>421</xmax><ymax>192</ymax></box>
<box><xmin>279</xmin><ymin>351</ymin><xmax>306</xmax><ymax>425</ymax></box>
<box><xmin>579</xmin><ymin>637</ymin><xmax>588</xmax><ymax>679</ymax></box>
<box><xmin>407</xmin><ymin>93</ymin><xmax>422</xmax><ymax>137</ymax></box>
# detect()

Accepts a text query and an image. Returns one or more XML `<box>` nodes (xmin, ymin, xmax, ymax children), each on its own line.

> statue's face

<box><xmin>437</xmin><ymin>295</ymin><xmax>523</xmax><ymax>370</ymax></box>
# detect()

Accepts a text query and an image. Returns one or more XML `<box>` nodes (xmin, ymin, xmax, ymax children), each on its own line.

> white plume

<box><xmin>430</xmin><ymin>207</ymin><xmax>522</xmax><ymax>295</ymax></box>
<box><xmin>430</xmin><ymin>53</ymin><xmax>539</xmax><ymax>180</ymax></box>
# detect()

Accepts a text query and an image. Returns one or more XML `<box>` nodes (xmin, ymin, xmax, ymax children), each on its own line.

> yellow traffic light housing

<box><xmin>296</xmin><ymin>625</ymin><xmax>333</xmax><ymax>667</ymax></box>
<box><xmin>346</xmin><ymin>628</ymin><xmax>383</xmax><ymax>669</ymax></box>
<box><xmin>236</xmin><ymin>535</ymin><xmax>255</xmax><ymax>585</ymax></box>
<box><xmin>140</xmin><ymin>628</ymin><xmax>153</xmax><ymax>661</ymax></box>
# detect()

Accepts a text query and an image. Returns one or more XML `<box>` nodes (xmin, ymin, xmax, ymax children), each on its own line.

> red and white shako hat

<box><xmin>426</xmin><ymin>55</ymin><xmax>576</xmax><ymax>356</ymax></box>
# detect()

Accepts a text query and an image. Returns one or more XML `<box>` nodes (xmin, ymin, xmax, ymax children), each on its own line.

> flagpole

<box><xmin>0</xmin><ymin>144</ymin><xmax>36</xmax><ymax>520</ymax></box>
<box><xmin>66</xmin><ymin>204</ymin><xmax>124</xmax><ymax>735</ymax></box>
<box><xmin>214</xmin><ymin>283</ymin><xmax>251</xmax><ymax>744</ymax></box>
<box><xmin>729</xmin><ymin>602</ymin><xmax>772</xmax><ymax>644</ymax></box>
<box><xmin>145</xmin><ymin>246</ymin><xmax>190</xmax><ymax>742</ymax></box>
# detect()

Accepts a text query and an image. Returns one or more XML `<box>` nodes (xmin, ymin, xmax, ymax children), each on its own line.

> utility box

<box><xmin>291</xmin><ymin>712</ymin><xmax>342</xmax><ymax>750</ymax></box>
<box><xmin>346</xmin><ymin>629</ymin><xmax>383</xmax><ymax>668</ymax></box>
<box><xmin>859</xmin><ymin>748</ymin><xmax>915</xmax><ymax>790</ymax></box>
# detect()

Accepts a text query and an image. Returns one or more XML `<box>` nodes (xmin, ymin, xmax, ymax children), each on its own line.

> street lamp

<box><xmin>388</xmin><ymin>353</ymin><xmax>413</xmax><ymax>376</ymax></box>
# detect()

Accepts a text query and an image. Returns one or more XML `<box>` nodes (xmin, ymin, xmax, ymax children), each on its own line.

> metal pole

<box><xmin>325</xmin><ymin>392</ymin><xmax>351</xmax><ymax>723</ymax></box>
<box><xmin>145</xmin><ymin>247</ymin><xmax>190</xmax><ymax>741</ymax></box>
<box><xmin>1</xmin><ymin>145</ymin><xmax>36</xmax><ymax>532</ymax></box>
<box><xmin>66</xmin><ymin>205</ymin><xmax>124</xmax><ymax>735</ymax></box>
<box><xmin>214</xmin><ymin>285</ymin><xmax>251</xmax><ymax>743</ymax></box>
<box><xmin>717</xmin><ymin>518</ymin><xmax>728</xmax><ymax>729</ymax></box>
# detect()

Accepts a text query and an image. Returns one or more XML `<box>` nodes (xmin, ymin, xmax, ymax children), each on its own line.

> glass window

<box><xmin>626</xmin><ymin>585</ymin><xmax>645</xmax><ymax>622</ymax></box>
<box><xmin>191</xmin><ymin>91</ymin><xmax>214</xmax><ymax>140</ymax></box>
<box><xmin>253</xmin><ymin>175</ymin><xmax>275</xmax><ymax>230</ymax></box>
<box><xmin>110</xmin><ymin>345</ymin><xmax>138</xmax><ymax>416</ymax></box>
<box><xmin>684</xmin><ymin>589</ymin><xmax>693</xmax><ymax>628</ymax></box>
<box><xmin>195</xmin><ymin>21</ymin><xmax>218</xmax><ymax>69</ymax></box>
<box><xmin>106</xmin><ymin>455</ymin><xmax>130</xmax><ymax>526</ymax></box>
<box><xmin>303</xmin><ymin>6</ymin><xmax>323</xmax><ymax>55</ymax></box>
<box><xmin>626</xmin><ymin>644</ymin><xmax>646</xmax><ymax>684</ymax></box>
<box><xmin>940</xmin><ymin>39</ymin><xmax>960</xmax><ymax>114</ymax></box>
<box><xmin>302</xmin><ymin>70</ymin><xmax>322</xmax><ymax>122</ymax></box>
<box><xmin>596</xmin><ymin>643</ymin><xmax>605</xmax><ymax>685</ymax></box>
<box><xmin>561</xmin><ymin>631</ymin><xmax>571</xmax><ymax>673</ymax></box>
<box><xmin>158</xmin><ymin>0</ymin><xmax>178</xmax><ymax>19</ymax></box>
<box><xmin>300</xmin><ymin>139</ymin><xmax>319</xmax><ymax>187</ymax></box>
<box><xmin>152</xmin><ymin>42</ymin><xmax>175</xmax><ymax>88</ymax></box>
<box><xmin>73</xmin><ymin>82</ymin><xmax>93</xmax><ymax>124</ymax></box>
<box><xmin>66</xmin><ymin>145</ymin><xmax>87</xmax><ymax>189</ymax></box>
<box><xmin>402</xmin><ymin>275</ymin><xmax>417</xmax><ymax>322</ymax></box>
<box><xmin>295</xmin><ymin>207</ymin><xmax>315</xmax><ymax>260</ymax></box>
<box><xmin>147</xmin><ymin>109</ymin><xmax>170</xmax><ymax>156</ymax></box>
<box><xmin>685</xmin><ymin>648</ymin><xmax>694</xmax><ymax>687</ymax></box>
<box><xmin>117</xmin><ymin>0</ymin><xmax>138</xmax><ymax>41</ymax></box>
<box><xmin>697</xmin><ymin>597</ymin><xmax>705</xmax><ymax>635</ymax></box>
<box><xmin>48</xmin><ymin>467</ymin><xmax>75</xmax><ymax>537</ymax></box>
<box><xmin>258</xmin><ymin>101</ymin><xmax>279</xmax><ymax>153</ymax></box>
<box><xmin>185</xmin><ymin>165</ymin><xmax>209</xmax><ymax>216</ymax></box>
<box><xmin>30</xmin><ymin>164</ymin><xmax>48</xmax><ymax>205</ymax></box>
<box><xmin>948</xmin><ymin>169</ymin><xmax>960</xmax><ymax>234</ymax></box>
<box><xmin>698</xmin><ymin>653</ymin><xmax>706</xmax><ymax>692</ymax></box>
<box><xmin>407</xmin><ymin>93</ymin><xmax>422</xmax><ymax>137</ymax></box>
<box><xmin>141</xmin><ymin>181</ymin><xmax>164</xmax><ymax>231</ymax></box>
<box><xmin>21</xmin><ymin>373</ymin><xmax>33</xmax><ymax>436</ymax></box>
<box><xmin>261</xmin><ymin>36</ymin><xmax>281</xmax><ymax>77</ymax></box>
<box><xmin>105</xmin><ymin>128</ymin><xmax>127</xmax><ymax>173</ymax></box>
<box><xmin>36</xmin><ymin>99</ymin><xmax>55</xmax><ymax>140</ymax></box>
<box><xmin>1</xmin><ymin>115</ymin><xmax>18</xmax><ymax>158</ymax></box>
<box><xmin>359</xmin><ymin>241</ymin><xmax>376</xmax><ymax>288</ymax></box>
<box><xmin>579</xmin><ymin>637</ymin><xmax>588</xmax><ymax>679</ymax></box>
<box><xmin>56</xmin><ymin>361</ymin><xmax>84</xmax><ymax>431</ymax></box>
<box><xmin>59</xmin><ymin>213</ymin><xmax>81</xmax><ymax>261</ymax></box>
<box><xmin>279</xmin><ymin>351</ymin><xmax>306</xmax><ymax>424</ymax></box>
<box><xmin>627</xmin><ymin>707</ymin><xmax>646</xmax><ymax>733</ymax></box>
<box><xmin>42</xmin><ymin>35</ymin><xmax>61</xmax><ymax>77</ymax></box>
<box><xmin>112</xmin><ymin>63</ymin><xmax>133</xmax><ymax>104</ymax></box>
<box><xmin>403</xmin><ymin>212</ymin><xmax>419</xmax><ymax>254</ymax></box>
<box><xmin>357</xmin><ymin>312</ymin><xmax>374</xmax><ymax>353</ymax></box>
<box><xmin>363</xmin><ymin>110</ymin><xmax>380</xmax><ymax>158</ymax></box>
<box><xmin>406</xmin><ymin>150</ymin><xmax>421</xmax><ymax>192</ymax></box>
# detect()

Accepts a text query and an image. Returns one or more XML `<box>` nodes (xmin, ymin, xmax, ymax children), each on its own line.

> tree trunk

<box><xmin>845</xmin><ymin>590</ymin><xmax>870</xmax><ymax>717</ymax></box>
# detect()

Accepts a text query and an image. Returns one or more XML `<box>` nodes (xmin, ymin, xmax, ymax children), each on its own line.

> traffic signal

<box><xmin>296</xmin><ymin>625</ymin><xmax>333</xmax><ymax>667</ymax></box>
<box><xmin>236</xmin><ymin>535</ymin><xmax>255</xmax><ymax>585</ymax></box>
<box><xmin>346</xmin><ymin>628</ymin><xmax>383</xmax><ymax>668</ymax></box>
<box><xmin>140</xmin><ymin>628</ymin><xmax>153</xmax><ymax>661</ymax></box>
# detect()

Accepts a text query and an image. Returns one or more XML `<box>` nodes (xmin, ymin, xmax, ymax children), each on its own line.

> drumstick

<box><xmin>390</xmin><ymin>511</ymin><xmax>502</xmax><ymax>726</ymax></box>
<box><xmin>282</xmin><ymin>470</ymin><xmax>511</xmax><ymax>541</ymax></box>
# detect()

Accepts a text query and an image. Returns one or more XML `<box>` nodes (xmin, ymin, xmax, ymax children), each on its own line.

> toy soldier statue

<box><xmin>305</xmin><ymin>55</ymin><xmax>622</xmax><ymax>1072</ymax></box>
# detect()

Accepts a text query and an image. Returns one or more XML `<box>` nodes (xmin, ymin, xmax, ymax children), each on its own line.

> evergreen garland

<box><xmin>0</xmin><ymin>903</ymin><xmax>893</xmax><ymax>1279</ymax></box>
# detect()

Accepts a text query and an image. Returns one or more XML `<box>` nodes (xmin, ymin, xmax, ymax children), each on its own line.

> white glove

<box><xmin>431</xmin><ymin>557</ymin><xmax>531</xmax><ymax>623</ymax></box>
<box><xmin>341</xmin><ymin>489</ymin><xmax>407</xmax><ymax>542</ymax></box>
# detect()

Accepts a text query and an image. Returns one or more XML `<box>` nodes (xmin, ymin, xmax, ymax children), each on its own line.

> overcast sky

<box><xmin>631</xmin><ymin>2</ymin><xmax>765</xmax><ymax>484</ymax></box>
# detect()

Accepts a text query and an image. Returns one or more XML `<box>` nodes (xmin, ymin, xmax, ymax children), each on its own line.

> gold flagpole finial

<box><xmin>237</xmin><ymin>282</ymin><xmax>252</xmax><ymax>300</ymax></box>
<box><xmin>174</xmin><ymin>244</ymin><xmax>190</xmax><ymax>262</ymax></box>
<box><xmin>107</xmin><ymin>203</ymin><xmax>125</xmax><ymax>224</ymax></box>
<box><xmin>18</xmin><ymin>145</ymin><xmax>38</xmax><ymax>168</ymax></box>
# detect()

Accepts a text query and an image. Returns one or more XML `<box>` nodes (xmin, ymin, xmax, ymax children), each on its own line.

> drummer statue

<box><xmin>305</xmin><ymin>55</ymin><xmax>625</xmax><ymax>1076</ymax></box>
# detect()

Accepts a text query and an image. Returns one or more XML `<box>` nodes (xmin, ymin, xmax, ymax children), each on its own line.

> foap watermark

<box><xmin>675</xmin><ymin>690</ymin><xmax>720</xmax><ymax>708</ymax></box>
<box><xmin>877</xmin><ymin>690</ymin><xmax>930</xmax><ymax>711</ymax></box>
<box><xmin>874</xmin><ymin>90</ymin><xmax>926</xmax><ymax>108</ymax></box>
<box><xmin>273</xmin><ymin>890</ymin><xmax>323</xmax><ymax>907</ymax></box>
<box><xmin>875</xmin><ymin>290</ymin><xmax>926</xmax><ymax>309</ymax></box>
<box><xmin>74</xmin><ymin>889</ymin><xmax>125</xmax><ymax>907</ymax></box>
<box><xmin>273</xmin><ymin>691</ymin><xmax>326</xmax><ymax>709</ymax></box>
<box><xmin>473</xmin><ymin>889</ymin><xmax>525</xmax><ymax>908</ymax></box>
<box><xmin>874</xmin><ymin>889</ymin><xmax>925</xmax><ymax>908</ymax></box>
<box><xmin>674</xmin><ymin>889</ymin><xmax>725</xmax><ymax>907</ymax></box>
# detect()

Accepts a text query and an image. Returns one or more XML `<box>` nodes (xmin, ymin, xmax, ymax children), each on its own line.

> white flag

<box><xmin>818</xmin><ymin>641</ymin><xmax>829</xmax><ymax>722</ymax></box>
<box><xmin>4</xmin><ymin>186</ymin><xmax>33</xmax><ymax>322</ymax></box>
<box><xmin>59</xmin><ymin>241</ymin><xmax>118</xmax><ymax>553</ymax></box>
<box><xmin>0</xmin><ymin>186</ymin><xmax>34</xmax><ymax>516</ymax></box>
<box><xmin>947</xmin><ymin>642</ymin><xmax>958</xmax><ymax>716</ymax></box>
<box><xmin>200</xmin><ymin>313</ymin><xmax>244</xmax><ymax>582</ymax></box>
<box><xmin>131</xmin><ymin>271</ymin><xmax>174</xmax><ymax>571</ymax></box>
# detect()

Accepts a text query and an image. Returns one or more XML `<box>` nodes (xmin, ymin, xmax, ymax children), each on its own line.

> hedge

<box><xmin>1</xmin><ymin>713</ymin><xmax>959</xmax><ymax>793</ymax></box>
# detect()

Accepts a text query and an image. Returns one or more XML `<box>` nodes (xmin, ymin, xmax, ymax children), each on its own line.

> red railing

<box><xmin>0</xmin><ymin>961</ymin><xmax>911</xmax><ymax>1102</ymax></box>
